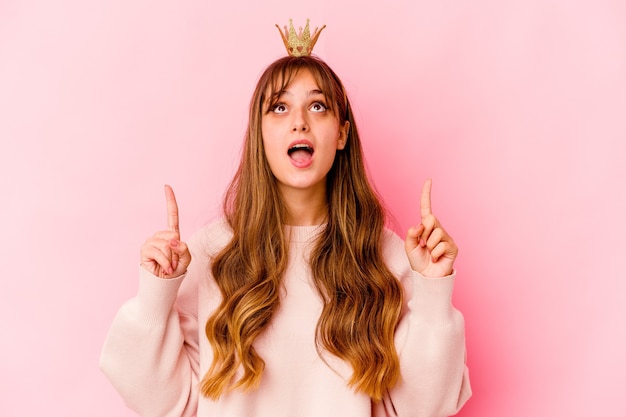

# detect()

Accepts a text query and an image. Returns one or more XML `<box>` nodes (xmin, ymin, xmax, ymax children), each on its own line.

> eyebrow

<box><xmin>279</xmin><ymin>88</ymin><xmax>325</xmax><ymax>98</ymax></box>
<box><xmin>265</xmin><ymin>89</ymin><xmax>326</xmax><ymax>111</ymax></box>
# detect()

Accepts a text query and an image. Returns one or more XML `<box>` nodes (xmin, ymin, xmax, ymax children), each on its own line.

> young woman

<box><xmin>101</xmin><ymin>29</ymin><xmax>471</xmax><ymax>417</ymax></box>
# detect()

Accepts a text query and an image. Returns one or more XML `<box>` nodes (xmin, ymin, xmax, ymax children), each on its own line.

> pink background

<box><xmin>1</xmin><ymin>1</ymin><xmax>625</xmax><ymax>415</ymax></box>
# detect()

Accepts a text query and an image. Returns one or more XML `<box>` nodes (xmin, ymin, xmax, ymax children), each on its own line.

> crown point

<box><xmin>275</xmin><ymin>19</ymin><xmax>326</xmax><ymax>57</ymax></box>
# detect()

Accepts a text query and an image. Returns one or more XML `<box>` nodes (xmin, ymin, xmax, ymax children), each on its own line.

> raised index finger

<box><xmin>420</xmin><ymin>178</ymin><xmax>433</xmax><ymax>218</ymax></box>
<box><xmin>164</xmin><ymin>184</ymin><xmax>180</xmax><ymax>234</ymax></box>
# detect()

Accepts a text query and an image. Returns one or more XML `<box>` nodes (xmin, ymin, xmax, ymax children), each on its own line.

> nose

<box><xmin>291</xmin><ymin>108</ymin><xmax>309</xmax><ymax>132</ymax></box>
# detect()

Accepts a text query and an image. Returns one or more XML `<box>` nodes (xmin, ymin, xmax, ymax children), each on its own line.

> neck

<box><xmin>279</xmin><ymin>184</ymin><xmax>328</xmax><ymax>226</ymax></box>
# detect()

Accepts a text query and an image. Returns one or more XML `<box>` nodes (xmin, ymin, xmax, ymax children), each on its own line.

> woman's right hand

<box><xmin>140</xmin><ymin>185</ymin><xmax>192</xmax><ymax>279</ymax></box>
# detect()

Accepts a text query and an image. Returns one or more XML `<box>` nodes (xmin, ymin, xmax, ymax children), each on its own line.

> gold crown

<box><xmin>276</xmin><ymin>19</ymin><xmax>326</xmax><ymax>57</ymax></box>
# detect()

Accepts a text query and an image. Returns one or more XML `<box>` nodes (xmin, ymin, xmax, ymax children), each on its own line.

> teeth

<box><xmin>288</xmin><ymin>144</ymin><xmax>313</xmax><ymax>155</ymax></box>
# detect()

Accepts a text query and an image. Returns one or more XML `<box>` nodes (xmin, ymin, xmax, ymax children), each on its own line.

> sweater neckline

<box><xmin>284</xmin><ymin>224</ymin><xmax>326</xmax><ymax>243</ymax></box>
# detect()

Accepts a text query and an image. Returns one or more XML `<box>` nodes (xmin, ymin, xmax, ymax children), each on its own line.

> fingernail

<box><xmin>170</xmin><ymin>239</ymin><xmax>179</xmax><ymax>247</ymax></box>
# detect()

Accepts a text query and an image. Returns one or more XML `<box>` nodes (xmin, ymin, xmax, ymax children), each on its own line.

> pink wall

<box><xmin>2</xmin><ymin>1</ymin><xmax>625</xmax><ymax>415</ymax></box>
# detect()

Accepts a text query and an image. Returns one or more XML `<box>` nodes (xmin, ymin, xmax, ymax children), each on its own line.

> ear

<box><xmin>337</xmin><ymin>120</ymin><xmax>350</xmax><ymax>150</ymax></box>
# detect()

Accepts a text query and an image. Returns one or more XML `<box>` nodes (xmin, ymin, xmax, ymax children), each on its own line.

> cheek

<box><xmin>261</xmin><ymin>118</ymin><xmax>282</xmax><ymax>145</ymax></box>
<box><xmin>261</xmin><ymin>132</ymin><xmax>282</xmax><ymax>168</ymax></box>
<box><xmin>261</xmin><ymin>124</ymin><xmax>275</xmax><ymax>151</ymax></box>
<box><xmin>325</xmin><ymin>125</ymin><xmax>343</xmax><ymax>149</ymax></box>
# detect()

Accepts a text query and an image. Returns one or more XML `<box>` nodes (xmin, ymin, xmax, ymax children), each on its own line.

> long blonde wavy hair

<box><xmin>200</xmin><ymin>56</ymin><xmax>403</xmax><ymax>401</ymax></box>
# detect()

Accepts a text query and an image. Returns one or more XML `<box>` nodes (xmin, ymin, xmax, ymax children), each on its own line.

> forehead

<box><xmin>266</xmin><ymin>67</ymin><xmax>325</xmax><ymax>98</ymax></box>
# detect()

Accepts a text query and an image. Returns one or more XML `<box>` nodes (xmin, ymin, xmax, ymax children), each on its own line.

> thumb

<box><xmin>405</xmin><ymin>225</ymin><xmax>430</xmax><ymax>273</ymax></box>
<box><xmin>405</xmin><ymin>224</ymin><xmax>424</xmax><ymax>252</ymax></box>
<box><xmin>169</xmin><ymin>239</ymin><xmax>191</xmax><ymax>269</ymax></box>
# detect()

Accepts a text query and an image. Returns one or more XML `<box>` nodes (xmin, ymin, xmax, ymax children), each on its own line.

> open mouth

<box><xmin>287</xmin><ymin>143</ymin><xmax>314</xmax><ymax>165</ymax></box>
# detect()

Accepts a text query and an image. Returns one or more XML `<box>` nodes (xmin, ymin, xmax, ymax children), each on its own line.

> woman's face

<box><xmin>261</xmin><ymin>69</ymin><xmax>349</xmax><ymax>200</ymax></box>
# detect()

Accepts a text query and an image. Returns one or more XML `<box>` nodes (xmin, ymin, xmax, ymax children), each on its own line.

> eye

<box><xmin>310</xmin><ymin>102</ymin><xmax>327</xmax><ymax>113</ymax></box>
<box><xmin>271</xmin><ymin>103</ymin><xmax>288</xmax><ymax>114</ymax></box>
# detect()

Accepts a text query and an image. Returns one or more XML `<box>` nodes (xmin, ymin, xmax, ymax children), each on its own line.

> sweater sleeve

<box><xmin>377</xmin><ymin>231</ymin><xmax>471</xmax><ymax>417</ymax></box>
<box><xmin>100</xmin><ymin>234</ymin><xmax>208</xmax><ymax>417</ymax></box>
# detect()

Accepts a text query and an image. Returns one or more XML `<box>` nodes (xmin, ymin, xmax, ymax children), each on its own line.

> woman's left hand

<box><xmin>405</xmin><ymin>179</ymin><xmax>458</xmax><ymax>278</ymax></box>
